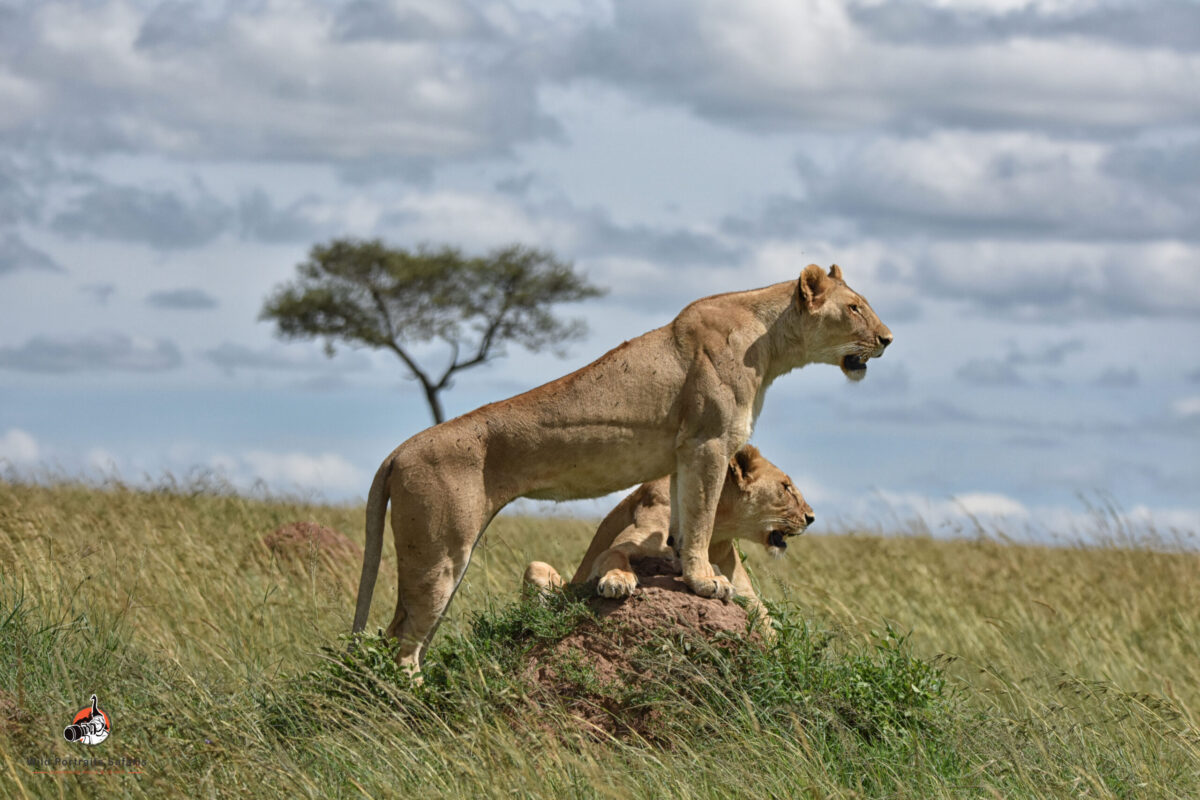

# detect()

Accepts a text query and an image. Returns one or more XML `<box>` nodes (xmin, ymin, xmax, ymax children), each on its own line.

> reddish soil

<box><xmin>259</xmin><ymin>521</ymin><xmax>362</xmax><ymax>569</ymax></box>
<box><xmin>519</xmin><ymin>556</ymin><xmax>760</xmax><ymax>741</ymax></box>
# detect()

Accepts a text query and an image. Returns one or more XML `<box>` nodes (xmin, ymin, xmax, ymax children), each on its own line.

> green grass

<box><xmin>1</xmin><ymin>477</ymin><xmax>1198</xmax><ymax>798</ymax></box>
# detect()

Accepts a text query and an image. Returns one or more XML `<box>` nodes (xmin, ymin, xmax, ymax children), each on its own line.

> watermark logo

<box><xmin>63</xmin><ymin>694</ymin><xmax>110</xmax><ymax>746</ymax></box>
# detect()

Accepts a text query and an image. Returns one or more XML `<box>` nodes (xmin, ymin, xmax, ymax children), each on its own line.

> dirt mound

<box><xmin>520</xmin><ymin>556</ymin><xmax>761</xmax><ymax>741</ymax></box>
<box><xmin>259</xmin><ymin>521</ymin><xmax>362</xmax><ymax>569</ymax></box>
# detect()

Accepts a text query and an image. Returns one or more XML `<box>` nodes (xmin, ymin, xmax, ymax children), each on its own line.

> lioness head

<box><xmin>715</xmin><ymin>445</ymin><xmax>814</xmax><ymax>557</ymax></box>
<box><xmin>795</xmin><ymin>264</ymin><xmax>892</xmax><ymax>382</ymax></box>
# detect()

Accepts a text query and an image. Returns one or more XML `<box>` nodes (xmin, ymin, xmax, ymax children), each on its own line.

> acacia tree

<box><xmin>260</xmin><ymin>239</ymin><xmax>605</xmax><ymax>425</ymax></box>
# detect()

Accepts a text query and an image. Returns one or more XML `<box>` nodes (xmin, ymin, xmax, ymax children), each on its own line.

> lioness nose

<box><xmin>877</xmin><ymin>333</ymin><xmax>893</xmax><ymax>349</ymax></box>
<box><xmin>804</xmin><ymin>512</ymin><xmax>815</xmax><ymax>526</ymax></box>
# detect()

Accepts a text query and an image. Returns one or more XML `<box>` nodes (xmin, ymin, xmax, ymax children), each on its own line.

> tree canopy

<box><xmin>260</xmin><ymin>239</ymin><xmax>606</xmax><ymax>424</ymax></box>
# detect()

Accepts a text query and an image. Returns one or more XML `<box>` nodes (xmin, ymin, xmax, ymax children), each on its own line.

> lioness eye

<box><xmin>848</xmin><ymin>304</ymin><xmax>860</xmax><ymax>314</ymax></box>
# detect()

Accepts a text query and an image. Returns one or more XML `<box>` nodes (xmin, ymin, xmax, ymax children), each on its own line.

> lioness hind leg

<box><xmin>386</xmin><ymin>481</ymin><xmax>490</xmax><ymax>671</ymax></box>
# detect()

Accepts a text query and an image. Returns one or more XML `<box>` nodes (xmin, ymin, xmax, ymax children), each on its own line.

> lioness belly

<box><xmin>514</xmin><ymin>427</ymin><xmax>678</xmax><ymax>501</ymax></box>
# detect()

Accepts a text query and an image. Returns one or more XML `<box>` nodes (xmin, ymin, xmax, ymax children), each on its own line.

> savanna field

<box><xmin>1</xmin><ymin>477</ymin><xmax>1198</xmax><ymax>799</ymax></box>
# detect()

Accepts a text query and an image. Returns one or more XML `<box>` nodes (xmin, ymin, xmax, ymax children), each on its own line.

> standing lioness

<box><xmin>353</xmin><ymin>264</ymin><xmax>892</xmax><ymax>669</ymax></box>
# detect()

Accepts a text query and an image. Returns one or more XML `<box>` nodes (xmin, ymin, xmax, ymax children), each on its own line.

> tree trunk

<box><xmin>422</xmin><ymin>381</ymin><xmax>445</xmax><ymax>425</ymax></box>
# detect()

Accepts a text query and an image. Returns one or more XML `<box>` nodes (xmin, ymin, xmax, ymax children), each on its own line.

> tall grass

<box><xmin>1</xmin><ymin>477</ymin><xmax>1197</xmax><ymax>798</ymax></box>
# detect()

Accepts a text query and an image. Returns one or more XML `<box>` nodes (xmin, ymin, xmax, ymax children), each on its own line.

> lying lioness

<box><xmin>523</xmin><ymin>445</ymin><xmax>814</xmax><ymax>627</ymax></box>
<box><xmin>352</xmin><ymin>264</ymin><xmax>891</xmax><ymax>670</ymax></box>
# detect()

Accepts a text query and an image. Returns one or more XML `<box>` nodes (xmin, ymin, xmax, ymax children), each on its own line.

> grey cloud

<box><xmin>81</xmin><ymin>283</ymin><xmax>116</xmax><ymax>305</ymax></box>
<box><xmin>567</xmin><ymin>0</ymin><xmax>1200</xmax><ymax>136</ymax></box>
<box><xmin>573</xmin><ymin>206</ymin><xmax>742</xmax><ymax>266</ymax></box>
<box><xmin>45</xmin><ymin>177</ymin><xmax>337</xmax><ymax>248</ymax></box>
<box><xmin>748</xmin><ymin>135</ymin><xmax>1200</xmax><ymax>243</ymax></box>
<box><xmin>238</xmin><ymin>190</ymin><xmax>329</xmax><ymax>243</ymax></box>
<box><xmin>335</xmin><ymin>156</ymin><xmax>436</xmax><ymax>187</ymax></box>
<box><xmin>133</xmin><ymin>1</ymin><xmax>224</xmax><ymax>52</ymax></box>
<box><xmin>847</xmin><ymin>398</ymin><xmax>981</xmax><ymax>425</ymax></box>
<box><xmin>1104</xmin><ymin>138</ymin><xmax>1200</xmax><ymax>191</ymax></box>
<box><xmin>146</xmin><ymin>288</ymin><xmax>219</xmax><ymax>310</ymax></box>
<box><xmin>0</xmin><ymin>332</ymin><xmax>182</xmax><ymax>373</ymax></box>
<box><xmin>2</xmin><ymin>1</ymin><xmax>562</xmax><ymax>165</ymax></box>
<box><xmin>293</xmin><ymin>374</ymin><xmax>352</xmax><ymax>392</ymax></box>
<box><xmin>1015</xmin><ymin>340</ymin><xmax>1085</xmax><ymax>367</ymax></box>
<box><xmin>332</xmin><ymin>0</ymin><xmax>494</xmax><ymax>43</ymax></box>
<box><xmin>850</xmin><ymin>0</ymin><xmax>1200</xmax><ymax>53</ymax></box>
<box><xmin>0</xmin><ymin>160</ymin><xmax>39</xmax><ymax>225</ymax></box>
<box><xmin>1094</xmin><ymin>367</ymin><xmax>1139</xmax><ymax>388</ymax></box>
<box><xmin>956</xmin><ymin>358</ymin><xmax>1024</xmax><ymax>387</ymax></box>
<box><xmin>956</xmin><ymin>339</ymin><xmax>1084</xmax><ymax>386</ymax></box>
<box><xmin>916</xmin><ymin>244</ymin><xmax>1200</xmax><ymax>320</ymax></box>
<box><xmin>1004</xmin><ymin>434</ymin><xmax>1062</xmax><ymax>449</ymax></box>
<box><xmin>51</xmin><ymin>182</ymin><xmax>232</xmax><ymax>250</ymax></box>
<box><xmin>495</xmin><ymin>172</ymin><xmax>537</xmax><ymax>197</ymax></box>
<box><xmin>0</xmin><ymin>233</ymin><xmax>64</xmax><ymax>275</ymax></box>
<box><xmin>203</xmin><ymin>342</ymin><xmax>372</xmax><ymax>376</ymax></box>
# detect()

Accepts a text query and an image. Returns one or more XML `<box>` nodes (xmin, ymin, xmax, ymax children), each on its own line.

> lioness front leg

<box><xmin>675</xmin><ymin>439</ymin><xmax>736</xmax><ymax>600</ymax></box>
<box><xmin>710</xmin><ymin>540</ymin><xmax>774</xmax><ymax>638</ymax></box>
<box><xmin>592</xmin><ymin>543</ymin><xmax>641</xmax><ymax>598</ymax></box>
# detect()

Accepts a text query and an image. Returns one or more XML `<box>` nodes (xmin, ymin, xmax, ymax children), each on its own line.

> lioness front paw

<box><xmin>685</xmin><ymin>573</ymin><xmax>736</xmax><ymax>601</ymax></box>
<box><xmin>597</xmin><ymin>569</ymin><xmax>638</xmax><ymax>598</ymax></box>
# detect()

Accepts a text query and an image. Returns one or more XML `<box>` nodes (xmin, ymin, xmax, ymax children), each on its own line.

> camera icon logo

<box><xmin>63</xmin><ymin>694</ymin><xmax>110</xmax><ymax>746</ymax></box>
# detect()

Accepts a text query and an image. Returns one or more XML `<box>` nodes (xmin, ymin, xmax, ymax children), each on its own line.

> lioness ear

<box><xmin>828</xmin><ymin>264</ymin><xmax>843</xmax><ymax>281</ymax></box>
<box><xmin>797</xmin><ymin>264</ymin><xmax>831</xmax><ymax>311</ymax></box>
<box><xmin>728</xmin><ymin>446</ymin><xmax>757</xmax><ymax>489</ymax></box>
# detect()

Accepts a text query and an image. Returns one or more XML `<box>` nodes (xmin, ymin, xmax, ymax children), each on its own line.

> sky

<box><xmin>1</xmin><ymin>0</ymin><xmax>1198</xmax><ymax>543</ymax></box>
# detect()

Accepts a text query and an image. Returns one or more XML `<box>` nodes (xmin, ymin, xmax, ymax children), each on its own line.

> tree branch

<box><xmin>434</xmin><ymin>337</ymin><xmax>460</xmax><ymax>390</ymax></box>
<box><xmin>369</xmin><ymin>285</ymin><xmax>434</xmax><ymax>388</ymax></box>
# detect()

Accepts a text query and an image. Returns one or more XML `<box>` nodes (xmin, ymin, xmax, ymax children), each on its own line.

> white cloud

<box><xmin>0</xmin><ymin>0</ymin><xmax>562</xmax><ymax>163</ymax></box>
<box><xmin>238</xmin><ymin>450</ymin><xmax>366</xmax><ymax>496</ymax></box>
<box><xmin>0</xmin><ymin>428</ymin><xmax>39</xmax><ymax>464</ymax></box>
<box><xmin>574</xmin><ymin>0</ymin><xmax>1200</xmax><ymax>134</ymax></box>
<box><xmin>952</xmin><ymin>491</ymin><xmax>1030</xmax><ymax>518</ymax></box>
<box><xmin>799</xmin><ymin>132</ymin><xmax>1199</xmax><ymax>241</ymax></box>
<box><xmin>1171</xmin><ymin>396</ymin><xmax>1200</xmax><ymax>419</ymax></box>
<box><xmin>85</xmin><ymin>447</ymin><xmax>120</xmax><ymax>474</ymax></box>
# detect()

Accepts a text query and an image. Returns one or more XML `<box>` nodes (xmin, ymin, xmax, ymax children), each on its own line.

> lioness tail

<box><xmin>351</xmin><ymin>456</ymin><xmax>393</xmax><ymax>634</ymax></box>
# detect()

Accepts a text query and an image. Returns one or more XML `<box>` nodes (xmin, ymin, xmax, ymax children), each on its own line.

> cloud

<box><xmin>1171</xmin><ymin>395</ymin><xmax>1200</xmax><ymax>420</ymax></box>
<box><xmin>0</xmin><ymin>233</ymin><xmax>64</xmax><ymax>274</ymax></box>
<box><xmin>331</xmin><ymin>0</ymin><xmax>495</xmax><ymax>44</ymax></box>
<box><xmin>955</xmin><ymin>358</ymin><xmax>1024</xmax><ymax>387</ymax></box>
<box><xmin>237</xmin><ymin>189</ymin><xmax>333</xmax><ymax>243</ymax></box>
<box><xmin>85</xmin><ymin>446</ymin><xmax>120</xmax><ymax>474</ymax></box>
<box><xmin>0</xmin><ymin>158</ymin><xmax>39</xmax><ymax>224</ymax></box>
<box><xmin>80</xmin><ymin>283</ymin><xmax>116</xmax><ymax>305</ymax></box>
<box><xmin>569</xmin><ymin>0</ymin><xmax>1200</xmax><ymax>135</ymax></box>
<box><xmin>51</xmin><ymin>181</ymin><xmax>232</xmax><ymax>250</ymax></box>
<box><xmin>732</xmin><ymin>133</ymin><xmax>1200</xmax><ymax>243</ymax></box>
<box><xmin>203</xmin><ymin>342</ymin><xmax>372</xmax><ymax>376</ymax></box>
<box><xmin>1094</xmin><ymin>367</ymin><xmax>1139</xmax><ymax>388</ymax></box>
<box><xmin>955</xmin><ymin>339</ymin><xmax>1084</xmax><ymax>386</ymax></box>
<box><xmin>0</xmin><ymin>428</ymin><xmax>39</xmax><ymax>465</ymax></box>
<box><xmin>234</xmin><ymin>450</ymin><xmax>365</xmax><ymax>496</ymax></box>
<box><xmin>0</xmin><ymin>331</ymin><xmax>183</xmax><ymax>373</ymax></box>
<box><xmin>849</xmin><ymin>0</ymin><xmax>1200</xmax><ymax>53</ymax></box>
<box><xmin>48</xmin><ymin>177</ymin><xmax>351</xmax><ymax>249</ymax></box>
<box><xmin>1</xmin><ymin>0</ymin><xmax>562</xmax><ymax>164</ymax></box>
<box><xmin>146</xmin><ymin>288</ymin><xmax>218</xmax><ymax>310</ymax></box>
<box><xmin>847</xmin><ymin>398</ymin><xmax>981</xmax><ymax>426</ymax></box>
